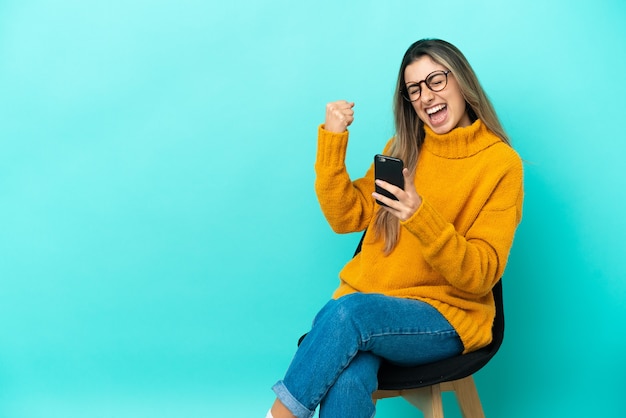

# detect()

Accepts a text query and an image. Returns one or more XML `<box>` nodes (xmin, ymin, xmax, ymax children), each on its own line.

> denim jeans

<box><xmin>272</xmin><ymin>293</ymin><xmax>463</xmax><ymax>418</ymax></box>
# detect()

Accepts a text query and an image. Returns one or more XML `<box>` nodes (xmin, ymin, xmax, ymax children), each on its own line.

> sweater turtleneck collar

<box><xmin>422</xmin><ymin>119</ymin><xmax>502</xmax><ymax>159</ymax></box>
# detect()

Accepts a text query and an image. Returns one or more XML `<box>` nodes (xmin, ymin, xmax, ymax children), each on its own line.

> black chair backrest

<box><xmin>353</xmin><ymin>229</ymin><xmax>367</xmax><ymax>257</ymax></box>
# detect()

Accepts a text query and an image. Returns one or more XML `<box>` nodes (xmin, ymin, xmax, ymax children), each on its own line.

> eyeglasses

<box><xmin>401</xmin><ymin>70</ymin><xmax>452</xmax><ymax>102</ymax></box>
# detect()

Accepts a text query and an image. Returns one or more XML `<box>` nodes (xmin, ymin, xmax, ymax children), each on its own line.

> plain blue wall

<box><xmin>1</xmin><ymin>1</ymin><xmax>625</xmax><ymax>417</ymax></box>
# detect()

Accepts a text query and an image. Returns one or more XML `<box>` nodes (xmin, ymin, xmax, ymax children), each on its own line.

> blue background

<box><xmin>1</xmin><ymin>0</ymin><xmax>625</xmax><ymax>417</ymax></box>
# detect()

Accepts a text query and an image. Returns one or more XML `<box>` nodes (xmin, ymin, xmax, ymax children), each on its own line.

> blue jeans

<box><xmin>272</xmin><ymin>293</ymin><xmax>463</xmax><ymax>418</ymax></box>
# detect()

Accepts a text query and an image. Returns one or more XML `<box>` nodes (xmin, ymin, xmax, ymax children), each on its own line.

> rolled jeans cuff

<box><xmin>272</xmin><ymin>380</ymin><xmax>315</xmax><ymax>418</ymax></box>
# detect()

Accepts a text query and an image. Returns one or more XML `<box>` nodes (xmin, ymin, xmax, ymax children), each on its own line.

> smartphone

<box><xmin>374</xmin><ymin>154</ymin><xmax>404</xmax><ymax>206</ymax></box>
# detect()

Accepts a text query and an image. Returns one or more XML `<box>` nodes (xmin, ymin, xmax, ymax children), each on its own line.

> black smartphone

<box><xmin>374</xmin><ymin>154</ymin><xmax>404</xmax><ymax>206</ymax></box>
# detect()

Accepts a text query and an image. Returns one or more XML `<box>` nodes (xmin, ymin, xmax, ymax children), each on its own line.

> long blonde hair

<box><xmin>374</xmin><ymin>39</ymin><xmax>511</xmax><ymax>254</ymax></box>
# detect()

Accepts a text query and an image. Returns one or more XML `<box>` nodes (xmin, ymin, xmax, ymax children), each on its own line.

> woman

<box><xmin>267</xmin><ymin>38</ymin><xmax>524</xmax><ymax>418</ymax></box>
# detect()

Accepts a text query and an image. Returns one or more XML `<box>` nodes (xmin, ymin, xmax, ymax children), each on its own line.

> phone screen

<box><xmin>374</xmin><ymin>154</ymin><xmax>404</xmax><ymax>206</ymax></box>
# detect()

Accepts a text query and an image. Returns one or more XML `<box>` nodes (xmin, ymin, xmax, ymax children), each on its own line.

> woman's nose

<box><xmin>420</xmin><ymin>87</ymin><xmax>435</xmax><ymax>103</ymax></box>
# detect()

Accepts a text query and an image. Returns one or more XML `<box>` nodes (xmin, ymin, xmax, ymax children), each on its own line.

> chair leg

<box><xmin>451</xmin><ymin>376</ymin><xmax>485</xmax><ymax>418</ymax></box>
<box><xmin>401</xmin><ymin>384</ymin><xmax>444</xmax><ymax>418</ymax></box>
<box><xmin>375</xmin><ymin>375</ymin><xmax>485</xmax><ymax>418</ymax></box>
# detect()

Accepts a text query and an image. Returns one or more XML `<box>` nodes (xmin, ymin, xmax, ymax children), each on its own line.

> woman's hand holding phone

<box><xmin>373</xmin><ymin>165</ymin><xmax>422</xmax><ymax>222</ymax></box>
<box><xmin>325</xmin><ymin>100</ymin><xmax>355</xmax><ymax>133</ymax></box>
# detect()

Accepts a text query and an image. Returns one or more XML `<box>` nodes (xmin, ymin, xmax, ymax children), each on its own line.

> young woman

<box><xmin>267</xmin><ymin>38</ymin><xmax>524</xmax><ymax>418</ymax></box>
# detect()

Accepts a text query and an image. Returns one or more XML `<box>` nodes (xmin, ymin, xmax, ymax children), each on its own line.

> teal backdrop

<box><xmin>1</xmin><ymin>0</ymin><xmax>625</xmax><ymax>417</ymax></box>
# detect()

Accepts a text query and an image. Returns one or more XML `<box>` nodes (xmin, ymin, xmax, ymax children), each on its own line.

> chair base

<box><xmin>373</xmin><ymin>375</ymin><xmax>485</xmax><ymax>418</ymax></box>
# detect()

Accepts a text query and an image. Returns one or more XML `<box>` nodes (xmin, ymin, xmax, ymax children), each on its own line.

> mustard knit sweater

<box><xmin>314</xmin><ymin>119</ymin><xmax>523</xmax><ymax>353</ymax></box>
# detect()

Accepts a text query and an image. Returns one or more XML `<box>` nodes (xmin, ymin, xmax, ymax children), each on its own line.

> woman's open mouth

<box><xmin>426</xmin><ymin>104</ymin><xmax>447</xmax><ymax>125</ymax></box>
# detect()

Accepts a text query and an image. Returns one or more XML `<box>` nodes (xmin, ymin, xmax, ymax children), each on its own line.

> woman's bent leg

<box><xmin>319</xmin><ymin>351</ymin><xmax>380</xmax><ymax>418</ymax></box>
<box><xmin>272</xmin><ymin>293</ymin><xmax>463</xmax><ymax>418</ymax></box>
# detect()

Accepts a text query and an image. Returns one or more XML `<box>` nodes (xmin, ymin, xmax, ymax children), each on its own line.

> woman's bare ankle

<box><xmin>270</xmin><ymin>399</ymin><xmax>296</xmax><ymax>418</ymax></box>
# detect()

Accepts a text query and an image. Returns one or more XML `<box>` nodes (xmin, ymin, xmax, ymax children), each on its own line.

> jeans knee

<box><xmin>334</xmin><ymin>293</ymin><xmax>377</xmax><ymax>321</ymax></box>
<box><xmin>310</xmin><ymin>293</ymin><xmax>389</xmax><ymax>349</ymax></box>
<box><xmin>313</xmin><ymin>293</ymin><xmax>366</xmax><ymax>325</ymax></box>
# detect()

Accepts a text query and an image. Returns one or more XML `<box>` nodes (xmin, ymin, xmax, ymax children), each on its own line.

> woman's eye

<box><xmin>428</xmin><ymin>74</ymin><xmax>446</xmax><ymax>87</ymax></box>
<box><xmin>408</xmin><ymin>86</ymin><xmax>420</xmax><ymax>95</ymax></box>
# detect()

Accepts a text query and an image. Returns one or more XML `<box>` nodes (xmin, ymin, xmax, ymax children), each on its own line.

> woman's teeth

<box><xmin>426</xmin><ymin>104</ymin><xmax>446</xmax><ymax>115</ymax></box>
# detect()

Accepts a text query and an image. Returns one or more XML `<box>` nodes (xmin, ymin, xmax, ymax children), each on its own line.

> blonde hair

<box><xmin>374</xmin><ymin>39</ymin><xmax>511</xmax><ymax>254</ymax></box>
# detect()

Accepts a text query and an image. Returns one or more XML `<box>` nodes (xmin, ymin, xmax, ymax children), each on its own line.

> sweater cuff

<box><xmin>401</xmin><ymin>198</ymin><xmax>450</xmax><ymax>246</ymax></box>
<box><xmin>316</xmin><ymin>124</ymin><xmax>349</xmax><ymax>167</ymax></box>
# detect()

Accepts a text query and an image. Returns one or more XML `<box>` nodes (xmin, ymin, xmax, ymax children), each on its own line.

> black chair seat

<box><xmin>377</xmin><ymin>340</ymin><xmax>495</xmax><ymax>390</ymax></box>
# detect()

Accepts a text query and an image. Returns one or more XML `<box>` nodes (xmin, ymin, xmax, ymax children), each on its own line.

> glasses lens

<box><xmin>427</xmin><ymin>72</ymin><xmax>448</xmax><ymax>92</ymax></box>
<box><xmin>404</xmin><ymin>85</ymin><xmax>420</xmax><ymax>102</ymax></box>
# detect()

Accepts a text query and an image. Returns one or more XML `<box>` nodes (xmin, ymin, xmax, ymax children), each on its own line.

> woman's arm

<box><xmin>314</xmin><ymin>100</ymin><xmax>383</xmax><ymax>234</ymax></box>
<box><xmin>402</xmin><ymin>154</ymin><xmax>524</xmax><ymax>296</ymax></box>
<box><xmin>314</xmin><ymin>125</ymin><xmax>376</xmax><ymax>233</ymax></box>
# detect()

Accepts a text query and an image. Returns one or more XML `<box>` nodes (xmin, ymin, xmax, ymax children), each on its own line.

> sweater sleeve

<box><xmin>314</xmin><ymin>125</ymin><xmax>377</xmax><ymax>233</ymax></box>
<box><xmin>401</xmin><ymin>155</ymin><xmax>524</xmax><ymax>296</ymax></box>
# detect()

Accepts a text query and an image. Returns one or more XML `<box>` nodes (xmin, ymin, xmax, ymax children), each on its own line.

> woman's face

<box><xmin>404</xmin><ymin>55</ymin><xmax>471</xmax><ymax>134</ymax></box>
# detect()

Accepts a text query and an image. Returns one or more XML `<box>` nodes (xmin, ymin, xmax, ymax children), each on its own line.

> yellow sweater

<box><xmin>314</xmin><ymin>119</ymin><xmax>523</xmax><ymax>353</ymax></box>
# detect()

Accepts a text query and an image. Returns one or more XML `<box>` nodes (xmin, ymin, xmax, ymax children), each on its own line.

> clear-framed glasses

<box><xmin>401</xmin><ymin>70</ymin><xmax>452</xmax><ymax>102</ymax></box>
